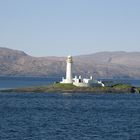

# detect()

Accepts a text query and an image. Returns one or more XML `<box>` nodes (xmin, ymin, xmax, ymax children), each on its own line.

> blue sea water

<box><xmin>0</xmin><ymin>77</ymin><xmax>140</xmax><ymax>140</ymax></box>
<box><xmin>0</xmin><ymin>77</ymin><xmax>61</xmax><ymax>90</ymax></box>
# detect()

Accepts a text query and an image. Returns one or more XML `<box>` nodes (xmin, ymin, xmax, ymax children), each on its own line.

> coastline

<box><xmin>0</xmin><ymin>83</ymin><xmax>140</xmax><ymax>94</ymax></box>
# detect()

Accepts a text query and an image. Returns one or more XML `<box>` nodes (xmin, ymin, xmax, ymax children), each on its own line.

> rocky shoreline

<box><xmin>0</xmin><ymin>83</ymin><xmax>140</xmax><ymax>94</ymax></box>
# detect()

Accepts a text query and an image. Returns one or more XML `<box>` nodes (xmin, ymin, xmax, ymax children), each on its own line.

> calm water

<box><xmin>0</xmin><ymin>77</ymin><xmax>61</xmax><ymax>89</ymax></box>
<box><xmin>0</xmin><ymin>77</ymin><xmax>140</xmax><ymax>140</ymax></box>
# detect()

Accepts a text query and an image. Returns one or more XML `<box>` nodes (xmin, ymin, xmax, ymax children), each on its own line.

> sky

<box><xmin>0</xmin><ymin>0</ymin><xmax>140</xmax><ymax>56</ymax></box>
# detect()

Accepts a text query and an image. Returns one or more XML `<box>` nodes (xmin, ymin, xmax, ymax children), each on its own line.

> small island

<box><xmin>1</xmin><ymin>83</ymin><xmax>140</xmax><ymax>93</ymax></box>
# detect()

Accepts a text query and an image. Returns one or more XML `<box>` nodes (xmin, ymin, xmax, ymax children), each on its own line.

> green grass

<box><xmin>1</xmin><ymin>83</ymin><xmax>139</xmax><ymax>93</ymax></box>
<box><xmin>53</xmin><ymin>83</ymin><xmax>77</xmax><ymax>89</ymax></box>
<box><xmin>112</xmin><ymin>83</ymin><xmax>132</xmax><ymax>88</ymax></box>
<box><xmin>137</xmin><ymin>88</ymin><xmax>140</xmax><ymax>92</ymax></box>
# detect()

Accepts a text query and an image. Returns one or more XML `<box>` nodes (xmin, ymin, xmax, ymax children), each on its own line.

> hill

<box><xmin>0</xmin><ymin>47</ymin><xmax>140</xmax><ymax>78</ymax></box>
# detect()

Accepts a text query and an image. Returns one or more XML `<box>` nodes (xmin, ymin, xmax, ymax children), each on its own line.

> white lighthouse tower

<box><xmin>66</xmin><ymin>55</ymin><xmax>73</xmax><ymax>83</ymax></box>
<box><xmin>60</xmin><ymin>55</ymin><xmax>73</xmax><ymax>84</ymax></box>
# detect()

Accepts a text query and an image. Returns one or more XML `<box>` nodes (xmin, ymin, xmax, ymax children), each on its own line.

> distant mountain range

<box><xmin>0</xmin><ymin>47</ymin><xmax>140</xmax><ymax>79</ymax></box>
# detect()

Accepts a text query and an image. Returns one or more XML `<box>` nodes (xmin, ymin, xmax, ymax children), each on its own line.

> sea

<box><xmin>0</xmin><ymin>77</ymin><xmax>140</xmax><ymax>140</ymax></box>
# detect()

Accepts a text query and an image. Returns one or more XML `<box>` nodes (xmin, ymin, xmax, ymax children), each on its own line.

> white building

<box><xmin>60</xmin><ymin>55</ymin><xmax>73</xmax><ymax>84</ymax></box>
<box><xmin>60</xmin><ymin>55</ymin><xmax>105</xmax><ymax>87</ymax></box>
<box><xmin>73</xmin><ymin>75</ymin><xmax>105</xmax><ymax>87</ymax></box>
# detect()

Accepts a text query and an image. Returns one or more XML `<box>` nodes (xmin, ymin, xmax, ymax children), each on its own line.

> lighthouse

<box><xmin>66</xmin><ymin>55</ymin><xmax>73</xmax><ymax>83</ymax></box>
<box><xmin>60</xmin><ymin>55</ymin><xmax>73</xmax><ymax>84</ymax></box>
<box><xmin>60</xmin><ymin>55</ymin><xmax>105</xmax><ymax>87</ymax></box>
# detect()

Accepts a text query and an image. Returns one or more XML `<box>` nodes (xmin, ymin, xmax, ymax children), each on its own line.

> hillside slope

<box><xmin>0</xmin><ymin>47</ymin><xmax>140</xmax><ymax>78</ymax></box>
